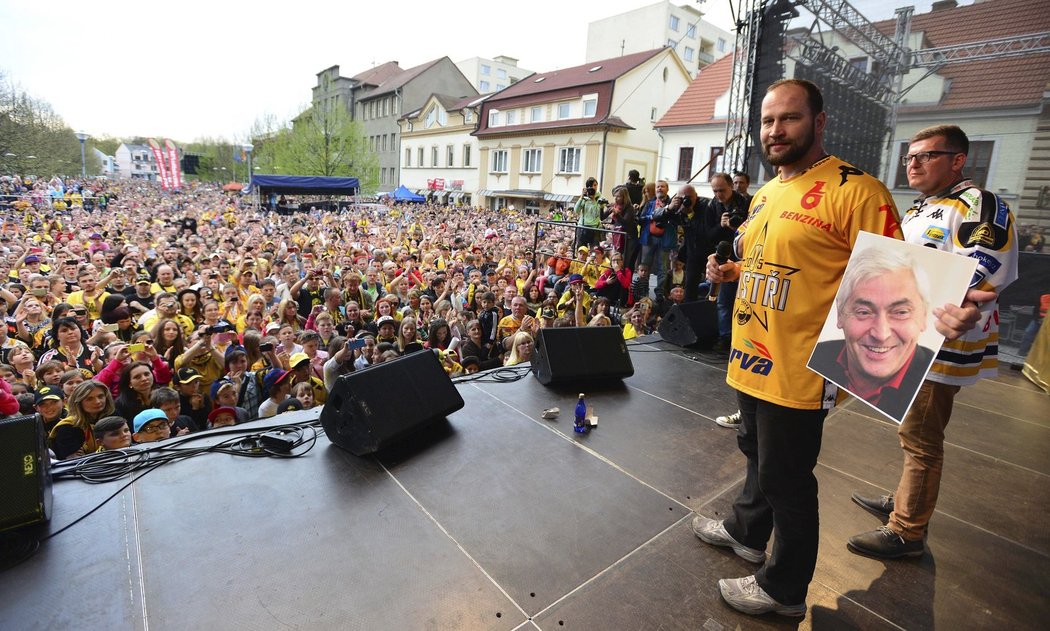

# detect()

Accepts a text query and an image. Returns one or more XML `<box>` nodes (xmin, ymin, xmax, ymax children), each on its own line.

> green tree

<box><xmin>0</xmin><ymin>73</ymin><xmax>98</xmax><ymax>177</ymax></box>
<box><xmin>272</xmin><ymin>103</ymin><xmax>378</xmax><ymax>191</ymax></box>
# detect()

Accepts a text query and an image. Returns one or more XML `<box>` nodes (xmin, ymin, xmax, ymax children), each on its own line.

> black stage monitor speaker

<box><xmin>321</xmin><ymin>350</ymin><xmax>464</xmax><ymax>456</ymax></box>
<box><xmin>658</xmin><ymin>301</ymin><xmax>718</xmax><ymax>349</ymax></box>
<box><xmin>532</xmin><ymin>326</ymin><xmax>634</xmax><ymax>385</ymax></box>
<box><xmin>0</xmin><ymin>414</ymin><xmax>53</xmax><ymax>533</ymax></box>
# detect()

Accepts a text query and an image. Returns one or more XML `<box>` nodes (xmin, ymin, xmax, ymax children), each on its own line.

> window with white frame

<box><xmin>481</xmin><ymin>64</ymin><xmax>491</xmax><ymax>75</ymax></box>
<box><xmin>686</xmin><ymin>24</ymin><xmax>696</xmax><ymax>38</ymax></box>
<box><xmin>718</xmin><ymin>38</ymin><xmax>727</xmax><ymax>52</ymax></box>
<box><xmin>531</xmin><ymin>106</ymin><xmax>544</xmax><ymax>122</ymax></box>
<box><xmin>431</xmin><ymin>146</ymin><xmax>438</xmax><ymax>167</ymax></box>
<box><xmin>492</xmin><ymin>149</ymin><xmax>508</xmax><ymax>173</ymax></box>
<box><xmin>557</xmin><ymin>102</ymin><xmax>571</xmax><ymax>119</ymax></box>
<box><xmin>480</xmin><ymin>80</ymin><xmax>490</xmax><ymax>91</ymax></box>
<box><xmin>522</xmin><ymin>148</ymin><xmax>542</xmax><ymax>173</ymax></box>
<box><xmin>417</xmin><ymin>147</ymin><xmax>424</xmax><ymax>166</ymax></box>
<box><xmin>425</xmin><ymin>107</ymin><xmax>437</xmax><ymax>128</ymax></box>
<box><xmin>489</xmin><ymin>109</ymin><xmax>500</xmax><ymax>126</ymax></box>
<box><xmin>496</xmin><ymin>84</ymin><xmax>506</xmax><ymax>91</ymax></box>
<box><xmin>684</xmin><ymin>47</ymin><xmax>695</xmax><ymax>62</ymax></box>
<box><xmin>558</xmin><ymin>147</ymin><xmax>581</xmax><ymax>173</ymax></box>
<box><xmin>447</xmin><ymin>145</ymin><xmax>454</xmax><ymax>167</ymax></box>
<box><xmin>667</xmin><ymin>38</ymin><xmax>676</xmax><ymax>49</ymax></box>
<box><xmin>582</xmin><ymin>95</ymin><xmax>597</xmax><ymax>117</ymax></box>
<box><xmin>405</xmin><ymin>148</ymin><xmax>411</xmax><ymax>167</ymax></box>
<box><xmin>463</xmin><ymin>144</ymin><xmax>472</xmax><ymax>167</ymax></box>
<box><xmin>506</xmin><ymin>110</ymin><xmax>517</xmax><ymax>125</ymax></box>
<box><xmin>669</xmin><ymin>15</ymin><xmax>680</xmax><ymax>31</ymax></box>
<box><xmin>464</xmin><ymin>109</ymin><xmax>473</xmax><ymax>122</ymax></box>
<box><xmin>497</xmin><ymin>68</ymin><xmax>507</xmax><ymax>79</ymax></box>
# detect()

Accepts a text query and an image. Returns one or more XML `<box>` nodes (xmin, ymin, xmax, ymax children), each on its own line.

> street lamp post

<box><xmin>74</xmin><ymin>131</ymin><xmax>90</xmax><ymax>177</ymax></box>
<box><xmin>244</xmin><ymin>144</ymin><xmax>253</xmax><ymax>185</ymax></box>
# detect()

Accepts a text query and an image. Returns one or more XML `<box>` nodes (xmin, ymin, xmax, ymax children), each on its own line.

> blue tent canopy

<box><xmin>250</xmin><ymin>175</ymin><xmax>359</xmax><ymax>196</ymax></box>
<box><xmin>390</xmin><ymin>185</ymin><xmax>425</xmax><ymax>202</ymax></box>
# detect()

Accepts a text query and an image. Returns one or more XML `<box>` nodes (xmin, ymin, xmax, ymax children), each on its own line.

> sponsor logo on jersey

<box><xmin>779</xmin><ymin>211</ymin><xmax>833</xmax><ymax>232</ymax></box>
<box><xmin>730</xmin><ymin>338</ymin><xmax>774</xmax><ymax>375</ymax></box>
<box><xmin>922</xmin><ymin>225</ymin><xmax>949</xmax><ymax>244</ymax></box>
<box><xmin>970</xmin><ymin>250</ymin><xmax>1001</xmax><ymax>275</ymax></box>
<box><xmin>994</xmin><ymin>197</ymin><xmax>1009</xmax><ymax>229</ymax></box>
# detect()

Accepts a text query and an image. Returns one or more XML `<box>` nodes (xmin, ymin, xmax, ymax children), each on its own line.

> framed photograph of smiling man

<box><xmin>807</xmin><ymin>232</ymin><xmax>977</xmax><ymax>424</ymax></box>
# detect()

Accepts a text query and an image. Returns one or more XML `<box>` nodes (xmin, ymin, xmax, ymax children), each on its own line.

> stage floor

<box><xmin>2</xmin><ymin>337</ymin><xmax>1048</xmax><ymax>630</ymax></box>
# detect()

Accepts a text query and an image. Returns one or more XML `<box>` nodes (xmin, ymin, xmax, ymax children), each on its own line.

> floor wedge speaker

<box><xmin>532</xmin><ymin>326</ymin><xmax>634</xmax><ymax>385</ymax></box>
<box><xmin>0</xmin><ymin>414</ymin><xmax>53</xmax><ymax>533</ymax></box>
<box><xmin>321</xmin><ymin>350</ymin><xmax>464</xmax><ymax>456</ymax></box>
<box><xmin>657</xmin><ymin>301</ymin><xmax>718</xmax><ymax>348</ymax></box>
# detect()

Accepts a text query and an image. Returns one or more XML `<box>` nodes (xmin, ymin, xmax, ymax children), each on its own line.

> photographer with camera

<box><xmin>666</xmin><ymin>184</ymin><xmax>713</xmax><ymax>302</ymax></box>
<box><xmin>707</xmin><ymin>172</ymin><xmax>750</xmax><ymax>350</ymax></box>
<box><xmin>574</xmin><ymin>176</ymin><xmax>607</xmax><ymax>250</ymax></box>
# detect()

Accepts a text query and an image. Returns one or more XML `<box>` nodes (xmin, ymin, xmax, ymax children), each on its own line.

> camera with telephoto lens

<box><xmin>728</xmin><ymin>209</ymin><xmax>749</xmax><ymax>230</ymax></box>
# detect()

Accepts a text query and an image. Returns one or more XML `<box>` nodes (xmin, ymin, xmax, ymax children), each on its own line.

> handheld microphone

<box><xmin>709</xmin><ymin>240</ymin><xmax>733</xmax><ymax>302</ymax></box>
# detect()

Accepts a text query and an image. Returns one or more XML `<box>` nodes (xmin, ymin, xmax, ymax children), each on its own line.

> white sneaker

<box><xmin>715</xmin><ymin>410</ymin><xmax>741</xmax><ymax>428</ymax></box>
<box><xmin>691</xmin><ymin>516</ymin><xmax>765</xmax><ymax>563</ymax></box>
<box><xmin>718</xmin><ymin>575</ymin><xmax>807</xmax><ymax>617</ymax></box>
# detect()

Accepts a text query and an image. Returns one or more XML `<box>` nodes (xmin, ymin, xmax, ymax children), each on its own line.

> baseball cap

<box><xmin>568</xmin><ymin>274</ymin><xmax>584</xmax><ymax>285</ymax></box>
<box><xmin>34</xmin><ymin>385</ymin><xmax>63</xmax><ymax>405</ymax></box>
<box><xmin>136</xmin><ymin>274</ymin><xmax>151</xmax><ymax>284</ymax></box>
<box><xmin>277</xmin><ymin>398</ymin><xmax>304</xmax><ymax>414</ymax></box>
<box><xmin>224</xmin><ymin>344</ymin><xmax>247</xmax><ymax>360</ymax></box>
<box><xmin>376</xmin><ymin>315</ymin><xmax>396</xmax><ymax>328</ymax></box>
<box><xmin>24</xmin><ymin>255</ymin><xmax>40</xmax><ymax>263</ymax></box>
<box><xmin>207</xmin><ymin>406</ymin><xmax>238</xmax><ymax>424</ymax></box>
<box><xmin>289</xmin><ymin>352</ymin><xmax>310</xmax><ymax>368</ymax></box>
<box><xmin>210</xmin><ymin>376</ymin><xmax>237</xmax><ymax>400</ymax></box>
<box><xmin>133</xmin><ymin>408</ymin><xmax>168</xmax><ymax>433</ymax></box>
<box><xmin>262</xmin><ymin>368</ymin><xmax>291</xmax><ymax>392</ymax></box>
<box><xmin>576</xmin><ymin>246</ymin><xmax>589</xmax><ymax>254</ymax></box>
<box><xmin>175</xmin><ymin>367</ymin><xmax>202</xmax><ymax>384</ymax></box>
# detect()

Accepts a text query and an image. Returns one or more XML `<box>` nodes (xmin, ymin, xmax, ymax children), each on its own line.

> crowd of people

<box><xmin>0</xmin><ymin>166</ymin><xmax>735</xmax><ymax>460</ymax></box>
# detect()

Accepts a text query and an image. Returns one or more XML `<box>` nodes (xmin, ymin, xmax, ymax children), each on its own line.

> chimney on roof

<box><xmin>931</xmin><ymin>0</ymin><xmax>957</xmax><ymax>11</ymax></box>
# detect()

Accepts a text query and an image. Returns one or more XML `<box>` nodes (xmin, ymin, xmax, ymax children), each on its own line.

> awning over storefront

<box><xmin>544</xmin><ymin>193</ymin><xmax>579</xmax><ymax>203</ymax></box>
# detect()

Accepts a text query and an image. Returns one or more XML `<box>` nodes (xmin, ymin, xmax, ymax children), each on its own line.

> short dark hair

<box><xmin>767</xmin><ymin>79</ymin><xmax>823</xmax><ymax>115</ymax></box>
<box><xmin>733</xmin><ymin>171</ymin><xmax>750</xmax><ymax>185</ymax></box>
<box><xmin>911</xmin><ymin>124</ymin><xmax>969</xmax><ymax>155</ymax></box>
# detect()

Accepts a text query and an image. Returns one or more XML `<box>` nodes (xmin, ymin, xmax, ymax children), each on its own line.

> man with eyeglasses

<box><xmin>848</xmin><ymin>125</ymin><xmax>1018</xmax><ymax>559</ymax></box>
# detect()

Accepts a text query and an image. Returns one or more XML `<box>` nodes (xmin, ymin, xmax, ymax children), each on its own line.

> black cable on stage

<box><xmin>0</xmin><ymin>421</ymin><xmax>322</xmax><ymax>573</ymax></box>
<box><xmin>452</xmin><ymin>365</ymin><xmax>533</xmax><ymax>384</ymax></box>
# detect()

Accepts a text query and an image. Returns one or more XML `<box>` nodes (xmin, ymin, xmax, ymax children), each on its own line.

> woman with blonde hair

<box><xmin>503</xmin><ymin>331</ymin><xmax>534</xmax><ymax>366</ymax></box>
<box><xmin>49</xmin><ymin>379</ymin><xmax>115</xmax><ymax>460</ymax></box>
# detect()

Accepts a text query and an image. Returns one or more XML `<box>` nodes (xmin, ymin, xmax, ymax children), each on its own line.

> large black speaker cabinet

<box><xmin>531</xmin><ymin>326</ymin><xmax>634</xmax><ymax>385</ymax></box>
<box><xmin>320</xmin><ymin>350</ymin><xmax>464</xmax><ymax>456</ymax></box>
<box><xmin>0</xmin><ymin>414</ymin><xmax>53</xmax><ymax>532</ymax></box>
<box><xmin>658</xmin><ymin>301</ymin><xmax>719</xmax><ymax>348</ymax></box>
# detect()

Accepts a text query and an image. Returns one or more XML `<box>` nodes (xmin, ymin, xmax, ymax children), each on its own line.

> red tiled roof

<box><xmin>873</xmin><ymin>0</ymin><xmax>1050</xmax><ymax>111</ymax></box>
<box><xmin>361</xmin><ymin>58</ymin><xmax>447</xmax><ymax>99</ymax></box>
<box><xmin>352</xmin><ymin>61</ymin><xmax>402</xmax><ymax>86</ymax></box>
<box><xmin>486</xmin><ymin>48</ymin><xmax>667</xmax><ymax>102</ymax></box>
<box><xmin>653</xmin><ymin>54</ymin><xmax>735</xmax><ymax>128</ymax></box>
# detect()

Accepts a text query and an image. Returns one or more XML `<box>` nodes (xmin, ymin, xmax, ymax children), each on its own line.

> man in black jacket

<box><xmin>668</xmin><ymin>185</ymin><xmax>712</xmax><ymax>302</ymax></box>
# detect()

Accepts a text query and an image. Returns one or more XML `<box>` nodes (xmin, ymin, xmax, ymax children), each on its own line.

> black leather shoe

<box><xmin>851</xmin><ymin>491</ymin><xmax>894</xmax><ymax>519</ymax></box>
<box><xmin>848</xmin><ymin>526</ymin><xmax>924</xmax><ymax>559</ymax></box>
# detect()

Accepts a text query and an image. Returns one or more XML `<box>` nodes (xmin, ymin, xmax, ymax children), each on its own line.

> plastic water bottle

<box><xmin>574</xmin><ymin>393</ymin><xmax>588</xmax><ymax>434</ymax></box>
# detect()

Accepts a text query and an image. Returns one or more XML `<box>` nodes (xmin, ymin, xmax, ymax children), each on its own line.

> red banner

<box><xmin>164</xmin><ymin>139</ymin><xmax>182</xmax><ymax>190</ymax></box>
<box><xmin>148</xmin><ymin>138</ymin><xmax>172</xmax><ymax>190</ymax></box>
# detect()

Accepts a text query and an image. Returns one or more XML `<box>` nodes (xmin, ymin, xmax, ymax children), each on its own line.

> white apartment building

<box><xmin>455</xmin><ymin>55</ymin><xmax>533</xmax><ymax>95</ymax></box>
<box><xmin>114</xmin><ymin>143</ymin><xmax>157</xmax><ymax>181</ymax></box>
<box><xmin>586</xmin><ymin>0</ymin><xmax>732</xmax><ymax>77</ymax></box>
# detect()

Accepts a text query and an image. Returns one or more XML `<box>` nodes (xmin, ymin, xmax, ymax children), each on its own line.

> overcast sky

<box><xmin>1</xmin><ymin>0</ymin><xmax>945</xmax><ymax>144</ymax></box>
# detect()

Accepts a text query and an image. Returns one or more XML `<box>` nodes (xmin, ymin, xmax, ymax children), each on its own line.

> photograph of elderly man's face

<box><xmin>808</xmin><ymin>233</ymin><xmax>976</xmax><ymax>424</ymax></box>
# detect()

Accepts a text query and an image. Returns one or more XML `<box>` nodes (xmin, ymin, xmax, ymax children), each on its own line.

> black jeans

<box><xmin>724</xmin><ymin>390</ymin><xmax>826</xmax><ymax>606</ymax></box>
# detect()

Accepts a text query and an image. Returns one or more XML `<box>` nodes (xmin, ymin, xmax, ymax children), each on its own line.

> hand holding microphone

<box><xmin>708</xmin><ymin>241</ymin><xmax>735</xmax><ymax>302</ymax></box>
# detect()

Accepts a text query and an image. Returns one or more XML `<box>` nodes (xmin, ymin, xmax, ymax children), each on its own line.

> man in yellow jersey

<box><xmin>694</xmin><ymin>79</ymin><xmax>904</xmax><ymax>618</ymax></box>
<box><xmin>848</xmin><ymin>125</ymin><xmax>1016</xmax><ymax>559</ymax></box>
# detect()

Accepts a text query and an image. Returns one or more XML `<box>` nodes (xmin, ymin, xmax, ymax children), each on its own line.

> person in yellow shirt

<box><xmin>66</xmin><ymin>268</ymin><xmax>110</xmax><ymax>325</ymax></box>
